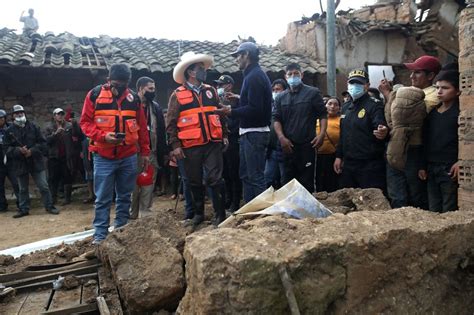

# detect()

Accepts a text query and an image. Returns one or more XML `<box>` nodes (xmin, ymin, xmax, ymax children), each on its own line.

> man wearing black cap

<box><xmin>80</xmin><ymin>64</ymin><xmax>150</xmax><ymax>243</ymax></box>
<box><xmin>334</xmin><ymin>69</ymin><xmax>388</xmax><ymax>190</ymax></box>
<box><xmin>4</xmin><ymin>105</ymin><xmax>59</xmax><ymax>218</ymax></box>
<box><xmin>214</xmin><ymin>74</ymin><xmax>241</xmax><ymax>211</ymax></box>
<box><xmin>0</xmin><ymin>109</ymin><xmax>19</xmax><ymax>213</ymax></box>
<box><xmin>216</xmin><ymin>42</ymin><xmax>272</xmax><ymax>203</ymax></box>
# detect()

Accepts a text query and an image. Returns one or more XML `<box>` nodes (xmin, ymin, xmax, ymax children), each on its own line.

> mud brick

<box><xmin>459</xmin><ymin>141</ymin><xmax>474</xmax><ymax>160</ymax></box>
<box><xmin>459</xmin><ymin>109</ymin><xmax>474</xmax><ymax>141</ymax></box>
<box><xmin>460</xmin><ymin>71</ymin><xmax>474</xmax><ymax>96</ymax></box>
<box><xmin>460</xmin><ymin>94</ymin><xmax>474</xmax><ymax>111</ymax></box>
<box><xmin>459</xmin><ymin>160</ymin><xmax>474</xmax><ymax>191</ymax></box>
<box><xmin>459</xmin><ymin>187</ymin><xmax>474</xmax><ymax>211</ymax></box>
<box><xmin>459</xmin><ymin>54</ymin><xmax>474</xmax><ymax>73</ymax></box>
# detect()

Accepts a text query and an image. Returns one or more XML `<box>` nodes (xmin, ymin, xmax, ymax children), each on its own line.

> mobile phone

<box><xmin>382</xmin><ymin>70</ymin><xmax>387</xmax><ymax>80</ymax></box>
<box><xmin>115</xmin><ymin>132</ymin><xmax>126</xmax><ymax>139</ymax></box>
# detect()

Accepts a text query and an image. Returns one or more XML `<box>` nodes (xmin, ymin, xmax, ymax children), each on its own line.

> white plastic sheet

<box><xmin>220</xmin><ymin>179</ymin><xmax>332</xmax><ymax>227</ymax></box>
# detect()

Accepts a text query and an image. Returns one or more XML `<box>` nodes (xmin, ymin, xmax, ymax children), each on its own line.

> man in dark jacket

<box><xmin>45</xmin><ymin>107</ymin><xmax>75</xmax><ymax>205</ymax></box>
<box><xmin>334</xmin><ymin>69</ymin><xmax>388</xmax><ymax>190</ymax></box>
<box><xmin>0</xmin><ymin>109</ymin><xmax>19</xmax><ymax>212</ymax></box>
<box><xmin>274</xmin><ymin>63</ymin><xmax>328</xmax><ymax>193</ymax></box>
<box><xmin>216</xmin><ymin>42</ymin><xmax>272</xmax><ymax>203</ymax></box>
<box><xmin>4</xmin><ymin>105</ymin><xmax>59</xmax><ymax>218</ymax></box>
<box><xmin>131</xmin><ymin>76</ymin><xmax>168</xmax><ymax>218</ymax></box>
<box><xmin>215</xmin><ymin>74</ymin><xmax>241</xmax><ymax>212</ymax></box>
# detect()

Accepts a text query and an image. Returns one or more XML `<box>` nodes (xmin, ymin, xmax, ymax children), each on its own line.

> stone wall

<box><xmin>1</xmin><ymin>91</ymin><xmax>87</xmax><ymax>129</ymax></box>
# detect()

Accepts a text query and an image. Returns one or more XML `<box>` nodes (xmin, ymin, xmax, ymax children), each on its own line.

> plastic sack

<box><xmin>220</xmin><ymin>179</ymin><xmax>332</xmax><ymax>227</ymax></box>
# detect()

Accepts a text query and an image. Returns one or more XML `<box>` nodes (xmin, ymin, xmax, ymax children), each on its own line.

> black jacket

<box><xmin>144</xmin><ymin>100</ymin><xmax>168</xmax><ymax>167</ymax></box>
<box><xmin>274</xmin><ymin>84</ymin><xmax>327</xmax><ymax>145</ymax></box>
<box><xmin>0</xmin><ymin>123</ymin><xmax>12</xmax><ymax>170</ymax></box>
<box><xmin>336</xmin><ymin>93</ymin><xmax>386</xmax><ymax>161</ymax></box>
<box><xmin>3</xmin><ymin>121</ymin><xmax>47</xmax><ymax>176</ymax></box>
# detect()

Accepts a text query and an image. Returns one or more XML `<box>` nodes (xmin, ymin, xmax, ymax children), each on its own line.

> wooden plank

<box><xmin>3</xmin><ymin>263</ymin><xmax>101</xmax><ymax>288</ymax></box>
<box><xmin>14</xmin><ymin>273</ymin><xmax>98</xmax><ymax>292</ymax></box>
<box><xmin>97</xmin><ymin>267</ymin><xmax>123</xmax><ymax>315</ymax></box>
<box><xmin>39</xmin><ymin>302</ymin><xmax>98</xmax><ymax>315</ymax></box>
<box><xmin>49</xmin><ymin>287</ymin><xmax>81</xmax><ymax>312</ymax></box>
<box><xmin>97</xmin><ymin>296</ymin><xmax>111</xmax><ymax>315</ymax></box>
<box><xmin>0</xmin><ymin>259</ymin><xmax>99</xmax><ymax>283</ymax></box>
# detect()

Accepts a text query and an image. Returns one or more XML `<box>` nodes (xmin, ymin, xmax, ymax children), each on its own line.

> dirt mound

<box><xmin>178</xmin><ymin>208</ymin><xmax>474</xmax><ymax>314</ymax></box>
<box><xmin>99</xmin><ymin>211</ymin><xmax>187</xmax><ymax>313</ymax></box>
<box><xmin>2</xmin><ymin>237</ymin><xmax>94</xmax><ymax>274</ymax></box>
<box><xmin>315</xmin><ymin>188</ymin><xmax>391</xmax><ymax>213</ymax></box>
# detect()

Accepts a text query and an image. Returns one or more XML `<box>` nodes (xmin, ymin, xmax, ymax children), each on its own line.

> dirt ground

<box><xmin>0</xmin><ymin>191</ymin><xmax>182</xmax><ymax>251</ymax></box>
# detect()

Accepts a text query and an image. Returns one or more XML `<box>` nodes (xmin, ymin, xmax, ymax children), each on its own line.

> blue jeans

<box><xmin>240</xmin><ymin>132</ymin><xmax>269</xmax><ymax>202</ymax></box>
<box><xmin>264</xmin><ymin>149</ymin><xmax>285</xmax><ymax>188</ymax></box>
<box><xmin>386</xmin><ymin>147</ymin><xmax>428</xmax><ymax>209</ymax></box>
<box><xmin>17</xmin><ymin>170</ymin><xmax>54</xmax><ymax>213</ymax></box>
<box><xmin>93</xmin><ymin>154</ymin><xmax>137</xmax><ymax>242</ymax></box>
<box><xmin>177</xmin><ymin>158</ymin><xmax>193</xmax><ymax>217</ymax></box>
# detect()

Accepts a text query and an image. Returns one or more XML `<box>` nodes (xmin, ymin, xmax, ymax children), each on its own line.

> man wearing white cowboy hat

<box><xmin>166</xmin><ymin>51</ymin><xmax>228</xmax><ymax>226</ymax></box>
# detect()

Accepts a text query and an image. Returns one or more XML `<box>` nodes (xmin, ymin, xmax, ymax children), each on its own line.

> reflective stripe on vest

<box><xmin>92</xmin><ymin>86</ymin><xmax>140</xmax><ymax>149</ymax></box>
<box><xmin>176</xmin><ymin>85</ymin><xmax>223</xmax><ymax>148</ymax></box>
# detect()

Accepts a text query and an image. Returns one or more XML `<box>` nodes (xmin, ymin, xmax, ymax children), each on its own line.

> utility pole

<box><xmin>326</xmin><ymin>0</ymin><xmax>336</xmax><ymax>96</ymax></box>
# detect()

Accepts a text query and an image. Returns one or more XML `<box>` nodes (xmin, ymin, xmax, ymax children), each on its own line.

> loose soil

<box><xmin>0</xmin><ymin>192</ymin><xmax>184</xmax><ymax>251</ymax></box>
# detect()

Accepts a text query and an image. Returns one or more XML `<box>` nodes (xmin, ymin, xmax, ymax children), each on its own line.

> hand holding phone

<box><xmin>115</xmin><ymin>132</ymin><xmax>126</xmax><ymax>139</ymax></box>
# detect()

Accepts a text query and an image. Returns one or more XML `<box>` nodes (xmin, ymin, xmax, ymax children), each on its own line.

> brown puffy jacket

<box><xmin>386</xmin><ymin>87</ymin><xmax>426</xmax><ymax>170</ymax></box>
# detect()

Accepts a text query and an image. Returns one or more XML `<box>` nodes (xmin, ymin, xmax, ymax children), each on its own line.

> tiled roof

<box><xmin>0</xmin><ymin>28</ymin><xmax>326</xmax><ymax>74</ymax></box>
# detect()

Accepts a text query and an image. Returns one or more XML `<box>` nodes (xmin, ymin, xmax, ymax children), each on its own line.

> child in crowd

<box><xmin>418</xmin><ymin>68</ymin><xmax>460</xmax><ymax>212</ymax></box>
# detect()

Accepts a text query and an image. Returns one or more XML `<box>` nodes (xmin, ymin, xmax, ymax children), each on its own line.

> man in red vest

<box><xmin>80</xmin><ymin>64</ymin><xmax>150</xmax><ymax>244</ymax></box>
<box><xmin>166</xmin><ymin>52</ymin><xmax>228</xmax><ymax>226</ymax></box>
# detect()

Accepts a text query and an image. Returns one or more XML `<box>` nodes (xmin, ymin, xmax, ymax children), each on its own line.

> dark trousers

<box><xmin>223</xmin><ymin>140</ymin><xmax>241</xmax><ymax>208</ymax></box>
<box><xmin>386</xmin><ymin>147</ymin><xmax>428</xmax><ymax>209</ymax></box>
<box><xmin>48</xmin><ymin>157</ymin><xmax>72</xmax><ymax>199</ymax></box>
<box><xmin>183</xmin><ymin>142</ymin><xmax>223</xmax><ymax>189</ymax></box>
<box><xmin>427</xmin><ymin>162</ymin><xmax>458</xmax><ymax>212</ymax></box>
<box><xmin>0</xmin><ymin>166</ymin><xmax>19</xmax><ymax>211</ymax></box>
<box><xmin>283</xmin><ymin>142</ymin><xmax>316</xmax><ymax>193</ymax></box>
<box><xmin>339</xmin><ymin>158</ymin><xmax>386</xmax><ymax>192</ymax></box>
<box><xmin>315</xmin><ymin>153</ymin><xmax>339</xmax><ymax>193</ymax></box>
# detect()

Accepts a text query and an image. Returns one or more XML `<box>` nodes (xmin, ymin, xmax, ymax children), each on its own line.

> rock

<box><xmin>0</xmin><ymin>255</ymin><xmax>15</xmax><ymax>266</ymax></box>
<box><xmin>315</xmin><ymin>188</ymin><xmax>391</xmax><ymax>213</ymax></box>
<box><xmin>177</xmin><ymin>208</ymin><xmax>474</xmax><ymax>314</ymax></box>
<box><xmin>99</xmin><ymin>213</ymin><xmax>186</xmax><ymax>313</ymax></box>
<box><xmin>62</xmin><ymin>275</ymin><xmax>80</xmax><ymax>290</ymax></box>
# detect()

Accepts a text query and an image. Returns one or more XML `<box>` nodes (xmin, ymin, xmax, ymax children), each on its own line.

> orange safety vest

<box><xmin>176</xmin><ymin>84</ymin><xmax>223</xmax><ymax>148</ymax></box>
<box><xmin>92</xmin><ymin>85</ymin><xmax>140</xmax><ymax>148</ymax></box>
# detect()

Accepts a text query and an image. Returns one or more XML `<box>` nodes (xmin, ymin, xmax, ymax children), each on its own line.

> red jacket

<box><xmin>80</xmin><ymin>86</ymin><xmax>150</xmax><ymax>159</ymax></box>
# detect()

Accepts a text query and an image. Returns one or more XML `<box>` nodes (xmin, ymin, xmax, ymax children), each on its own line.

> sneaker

<box><xmin>46</xmin><ymin>207</ymin><xmax>60</xmax><ymax>215</ymax></box>
<box><xmin>13</xmin><ymin>211</ymin><xmax>29</xmax><ymax>218</ymax></box>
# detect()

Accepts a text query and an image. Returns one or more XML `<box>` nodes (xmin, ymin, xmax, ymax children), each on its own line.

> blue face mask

<box><xmin>347</xmin><ymin>83</ymin><xmax>365</xmax><ymax>100</ymax></box>
<box><xmin>287</xmin><ymin>76</ymin><xmax>302</xmax><ymax>88</ymax></box>
<box><xmin>217</xmin><ymin>88</ymin><xmax>225</xmax><ymax>97</ymax></box>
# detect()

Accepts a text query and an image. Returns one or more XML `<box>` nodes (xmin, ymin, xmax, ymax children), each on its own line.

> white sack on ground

<box><xmin>220</xmin><ymin>179</ymin><xmax>332</xmax><ymax>227</ymax></box>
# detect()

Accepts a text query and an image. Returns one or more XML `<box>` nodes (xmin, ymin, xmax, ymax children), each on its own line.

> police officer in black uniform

<box><xmin>334</xmin><ymin>69</ymin><xmax>388</xmax><ymax>190</ymax></box>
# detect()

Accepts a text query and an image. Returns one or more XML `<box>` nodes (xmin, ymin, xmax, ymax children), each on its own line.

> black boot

<box><xmin>211</xmin><ymin>184</ymin><xmax>226</xmax><ymax>225</ymax></box>
<box><xmin>61</xmin><ymin>184</ymin><xmax>72</xmax><ymax>206</ymax></box>
<box><xmin>190</xmin><ymin>186</ymin><xmax>205</xmax><ymax>226</ymax></box>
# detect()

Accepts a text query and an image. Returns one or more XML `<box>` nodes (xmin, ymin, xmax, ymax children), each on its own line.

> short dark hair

<box><xmin>272</xmin><ymin>79</ymin><xmax>288</xmax><ymax>90</ymax></box>
<box><xmin>367</xmin><ymin>87</ymin><xmax>382</xmax><ymax>100</ymax></box>
<box><xmin>286</xmin><ymin>63</ymin><xmax>302</xmax><ymax>72</ymax></box>
<box><xmin>246</xmin><ymin>50</ymin><xmax>260</xmax><ymax>64</ymax></box>
<box><xmin>434</xmin><ymin>70</ymin><xmax>460</xmax><ymax>90</ymax></box>
<box><xmin>136</xmin><ymin>76</ymin><xmax>155</xmax><ymax>91</ymax></box>
<box><xmin>109</xmin><ymin>64</ymin><xmax>131</xmax><ymax>82</ymax></box>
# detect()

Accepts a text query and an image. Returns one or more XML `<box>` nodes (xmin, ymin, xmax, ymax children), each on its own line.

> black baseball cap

<box><xmin>348</xmin><ymin>69</ymin><xmax>369</xmax><ymax>84</ymax></box>
<box><xmin>214</xmin><ymin>75</ymin><xmax>234</xmax><ymax>85</ymax></box>
<box><xmin>230</xmin><ymin>42</ymin><xmax>259</xmax><ymax>57</ymax></box>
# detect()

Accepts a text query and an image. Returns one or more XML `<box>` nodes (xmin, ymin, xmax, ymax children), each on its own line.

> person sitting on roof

<box><xmin>19</xmin><ymin>9</ymin><xmax>39</xmax><ymax>37</ymax></box>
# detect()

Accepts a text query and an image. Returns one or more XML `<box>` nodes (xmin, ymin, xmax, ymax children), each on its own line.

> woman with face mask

<box><xmin>334</xmin><ymin>69</ymin><xmax>389</xmax><ymax>191</ymax></box>
<box><xmin>315</xmin><ymin>97</ymin><xmax>341</xmax><ymax>193</ymax></box>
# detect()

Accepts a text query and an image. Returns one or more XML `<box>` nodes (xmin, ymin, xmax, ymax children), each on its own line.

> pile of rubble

<box><xmin>2</xmin><ymin>188</ymin><xmax>474</xmax><ymax>314</ymax></box>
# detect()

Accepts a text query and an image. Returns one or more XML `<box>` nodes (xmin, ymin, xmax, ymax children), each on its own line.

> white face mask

<box><xmin>14</xmin><ymin>115</ymin><xmax>27</xmax><ymax>127</ymax></box>
<box><xmin>217</xmin><ymin>88</ymin><xmax>225</xmax><ymax>97</ymax></box>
